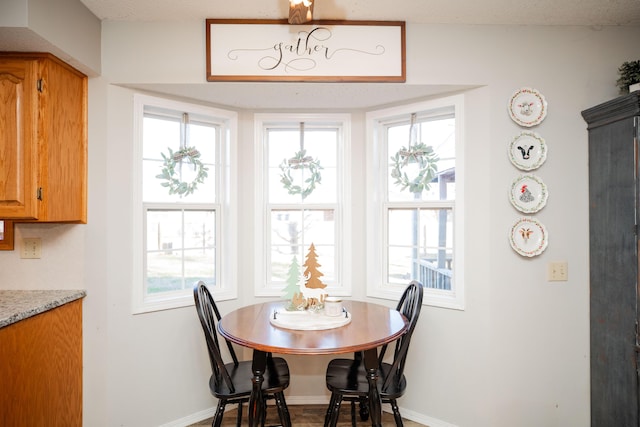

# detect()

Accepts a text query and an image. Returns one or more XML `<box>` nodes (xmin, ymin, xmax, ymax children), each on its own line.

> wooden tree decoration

<box><xmin>282</xmin><ymin>255</ymin><xmax>302</xmax><ymax>300</ymax></box>
<box><xmin>303</xmin><ymin>243</ymin><xmax>327</xmax><ymax>289</ymax></box>
<box><xmin>301</xmin><ymin>243</ymin><xmax>327</xmax><ymax>308</ymax></box>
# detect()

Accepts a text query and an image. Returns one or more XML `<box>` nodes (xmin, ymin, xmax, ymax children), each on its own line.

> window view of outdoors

<box><xmin>386</xmin><ymin>113</ymin><xmax>455</xmax><ymax>290</ymax></box>
<box><xmin>142</xmin><ymin>111</ymin><xmax>218</xmax><ymax>295</ymax></box>
<box><xmin>266</xmin><ymin>124</ymin><xmax>339</xmax><ymax>289</ymax></box>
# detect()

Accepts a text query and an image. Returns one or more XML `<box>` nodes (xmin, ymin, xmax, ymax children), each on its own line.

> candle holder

<box><xmin>288</xmin><ymin>0</ymin><xmax>314</xmax><ymax>24</ymax></box>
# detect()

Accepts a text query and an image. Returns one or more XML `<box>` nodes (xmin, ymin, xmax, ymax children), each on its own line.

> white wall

<box><xmin>1</xmin><ymin>13</ymin><xmax>639</xmax><ymax>427</ymax></box>
<box><xmin>97</xmin><ymin>22</ymin><xmax>640</xmax><ymax>427</ymax></box>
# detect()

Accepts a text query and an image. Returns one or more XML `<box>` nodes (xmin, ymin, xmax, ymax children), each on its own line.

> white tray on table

<box><xmin>269</xmin><ymin>307</ymin><xmax>351</xmax><ymax>330</ymax></box>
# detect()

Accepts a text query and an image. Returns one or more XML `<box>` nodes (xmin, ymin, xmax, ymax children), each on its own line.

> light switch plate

<box><xmin>21</xmin><ymin>238</ymin><xmax>41</xmax><ymax>259</ymax></box>
<box><xmin>548</xmin><ymin>261</ymin><xmax>568</xmax><ymax>281</ymax></box>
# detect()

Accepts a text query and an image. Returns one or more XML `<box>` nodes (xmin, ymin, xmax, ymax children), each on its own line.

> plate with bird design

<box><xmin>508</xmin><ymin>131</ymin><xmax>547</xmax><ymax>171</ymax></box>
<box><xmin>509</xmin><ymin>217</ymin><xmax>548</xmax><ymax>257</ymax></box>
<box><xmin>509</xmin><ymin>174</ymin><xmax>548</xmax><ymax>213</ymax></box>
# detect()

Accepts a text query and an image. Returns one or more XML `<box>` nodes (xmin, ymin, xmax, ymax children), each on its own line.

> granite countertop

<box><xmin>0</xmin><ymin>290</ymin><xmax>86</xmax><ymax>329</ymax></box>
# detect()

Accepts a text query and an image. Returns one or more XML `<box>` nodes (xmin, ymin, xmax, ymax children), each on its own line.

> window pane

<box><xmin>388</xmin><ymin>207</ymin><xmax>453</xmax><ymax>290</ymax></box>
<box><xmin>269</xmin><ymin>208</ymin><xmax>337</xmax><ymax>285</ymax></box>
<box><xmin>145</xmin><ymin>209</ymin><xmax>216</xmax><ymax>294</ymax></box>
<box><xmin>184</xmin><ymin>248</ymin><xmax>215</xmax><ymax>286</ymax></box>
<box><xmin>268</xmin><ymin>127</ymin><xmax>337</xmax><ymax>204</ymax></box>
<box><xmin>388</xmin><ymin>246</ymin><xmax>414</xmax><ymax>284</ymax></box>
<box><xmin>270</xmin><ymin>210</ymin><xmax>304</xmax><ymax>251</ymax></box>
<box><xmin>388</xmin><ymin>209</ymin><xmax>417</xmax><ymax>246</ymax></box>
<box><xmin>304</xmin><ymin>210</ymin><xmax>335</xmax><ymax>245</ymax></box>
<box><xmin>271</xmin><ymin>246</ymin><xmax>302</xmax><ymax>283</ymax></box>
<box><xmin>143</xmin><ymin>114</ymin><xmax>216</xmax><ymax>203</ymax></box>
<box><xmin>184</xmin><ymin>211</ymin><xmax>215</xmax><ymax>249</ymax></box>
<box><xmin>147</xmin><ymin>210</ymin><xmax>182</xmax><ymax>251</ymax></box>
<box><xmin>271</xmin><ymin>209</ymin><xmax>335</xmax><ymax>249</ymax></box>
<box><xmin>143</xmin><ymin>116</ymin><xmax>180</xmax><ymax>159</ymax></box>
<box><xmin>388</xmin><ymin>116</ymin><xmax>456</xmax><ymax>202</ymax></box>
<box><xmin>189</xmin><ymin>122</ymin><xmax>216</xmax><ymax>164</ymax></box>
<box><xmin>146</xmin><ymin>253</ymin><xmax>183</xmax><ymax>294</ymax></box>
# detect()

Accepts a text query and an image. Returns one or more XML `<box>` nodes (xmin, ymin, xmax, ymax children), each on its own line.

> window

<box><xmin>133</xmin><ymin>94</ymin><xmax>237</xmax><ymax>313</ymax></box>
<box><xmin>254</xmin><ymin>114</ymin><xmax>351</xmax><ymax>297</ymax></box>
<box><xmin>366</xmin><ymin>95</ymin><xmax>464</xmax><ymax>309</ymax></box>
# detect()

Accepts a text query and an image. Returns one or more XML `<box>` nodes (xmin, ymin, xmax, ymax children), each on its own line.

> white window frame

<box><xmin>132</xmin><ymin>94</ymin><xmax>237</xmax><ymax>314</ymax></box>
<box><xmin>366</xmin><ymin>95</ymin><xmax>465</xmax><ymax>309</ymax></box>
<box><xmin>254</xmin><ymin>113</ymin><xmax>352</xmax><ymax>297</ymax></box>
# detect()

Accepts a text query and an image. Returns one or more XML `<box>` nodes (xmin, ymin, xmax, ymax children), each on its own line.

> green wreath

<box><xmin>156</xmin><ymin>146</ymin><xmax>209</xmax><ymax>197</ymax></box>
<box><xmin>279</xmin><ymin>149</ymin><xmax>323</xmax><ymax>199</ymax></box>
<box><xmin>390</xmin><ymin>142</ymin><xmax>439</xmax><ymax>193</ymax></box>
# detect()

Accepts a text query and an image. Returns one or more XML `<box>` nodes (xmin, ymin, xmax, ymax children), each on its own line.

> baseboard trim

<box><xmin>399</xmin><ymin>406</ymin><xmax>459</xmax><ymax>427</ymax></box>
<box><xmin>161</xmin><ymin>395</ymin><xmax>457</xmax><ymax>427</ymax></box>
<box><xmin>159</xmin><ymin>406</ymin><xmax>217</xmax><ymax>427</ymax></box>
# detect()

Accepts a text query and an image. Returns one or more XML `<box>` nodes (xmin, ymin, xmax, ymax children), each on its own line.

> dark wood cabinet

<box><xmin>582</xmin><ymin>91</ymin><xmax>640</xmax><ymax>427</ymax></box>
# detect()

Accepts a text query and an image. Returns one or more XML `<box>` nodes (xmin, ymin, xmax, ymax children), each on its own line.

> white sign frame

<box><xmin>206</xmin><ymin>19</ymin><xmax>406</xmax><ymax>82</ymax></box>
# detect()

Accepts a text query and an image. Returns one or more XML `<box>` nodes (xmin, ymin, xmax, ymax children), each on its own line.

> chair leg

<box><xmin>213</xmin><ymin>400</ymin><xmax>226</xmax><ymax>427</ymax></box>
<box><xmin>350</xmin><ymin>400</ymin><xmax>357</xmax><ymax>427</ymax></box>
<box><xmin>324</xmin><ymin>392</ymin><xmax>338</xmax><ymax>427</ymax></box>
<box><xmin>236</xmin><ymin>402</ymin><xmax>243</xmax><ymax>427</ymax></box>
<box><xmin>274</xmin><ymin>392</ymin><xmax>292</xmax><ymax>427</ymax></box>
<box><xmin>358</xmin><ymin>397</ymin><xmax>369</xmax><ymax>421</ymax></box>
<box><xmin>328</xmin><ymin>393</ymin><xmax>343</xmax><ymax>427</ymax></box>
<box><xmin>261</xmin><ymin>397</ymin><xmax>267</xmax><ymax>427</ymax></box>
<box><xmin>389</xmin><ymin>399</ymin><xmax>404</xmax><ymax>427</ymax></box>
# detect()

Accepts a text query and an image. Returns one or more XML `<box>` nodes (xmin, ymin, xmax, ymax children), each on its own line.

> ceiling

<box><xmin>81</xmin><ymin>0</ymin><xmax>640</xmax><ymax>26</ymax></box>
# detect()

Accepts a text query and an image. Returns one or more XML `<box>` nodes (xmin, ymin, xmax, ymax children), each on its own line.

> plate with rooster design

<box><xmin>509</xmin><ymin>217</ymin><xmax>548</xmax><ymax>257</ymax></box>
<box><xmin>509</xmin><ymin>174</ymin><xmax>548</xmax><ymax>213</ymax></box>
<box><xmin>508</xmin><ymin>131</ymin><xmax>547</xmax><ymax>171</ymax></box>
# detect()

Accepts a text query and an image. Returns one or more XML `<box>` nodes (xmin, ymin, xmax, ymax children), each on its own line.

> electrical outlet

<box><xmin>21</xmin><ymin>238</ymin><xmax>41</xmax><ymax>259</ymax></box>
<box><xmin>548</xmin><ymin>261</ymin><xmax>568</xmax><ymax>281</ymax></box>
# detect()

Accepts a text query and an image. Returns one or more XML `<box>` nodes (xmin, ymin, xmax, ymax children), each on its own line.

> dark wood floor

<box><xmin>188</xmin><ymin>403</ymin><xmax>428</xmax><ymax>426</ymax></box>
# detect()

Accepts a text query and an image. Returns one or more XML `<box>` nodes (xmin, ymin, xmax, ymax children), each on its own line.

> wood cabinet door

<box><xmin>0</xmin><ymin>59</ymin><xmax>38</xmax><ymax>219</ymax></box>
<box><xmin>588</xmin><ymin>114</ymin><xmax>639</xmax><ymax>427</ymax></box>
<box><xmin>0</xmin><ymin>300</ymin><xmax>83</xmax><ymax>426</ymax></box>
<box><xmin>37</xmin><ymin>57</ymin><xmax>87</xmax><ymax>223</ymax></box>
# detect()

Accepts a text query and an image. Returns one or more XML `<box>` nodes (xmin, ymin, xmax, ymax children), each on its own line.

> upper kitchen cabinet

<box><xmin>0</xmin><ymin>52</ymin><xmax>87</xmax><ymax>223</ymax></box>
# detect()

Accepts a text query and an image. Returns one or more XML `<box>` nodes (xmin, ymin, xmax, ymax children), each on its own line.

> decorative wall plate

<box><xmin>509</xmin><ymin>217</ymin><xmax>548</xmax><ymax>257</ymax></box>
<box><xmin>508</xmin><ymin>131</ymin><xmax>547</xmax><ymax>171</ymax></box>
<box><xmin>509</xmin><ymin>174</ymin><xmax>548</xmax><ymax>213</ymax></box>
<box><xmin>508</xmin><ymin>87</ymin><xmax>548</xmax><ymax>127</ymax></box>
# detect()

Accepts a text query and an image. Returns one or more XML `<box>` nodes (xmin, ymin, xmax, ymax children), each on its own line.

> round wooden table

<box><xmin>218</xmin><ymin>300</ymin><xmax>408</xmax><ymax>427</ymax></box>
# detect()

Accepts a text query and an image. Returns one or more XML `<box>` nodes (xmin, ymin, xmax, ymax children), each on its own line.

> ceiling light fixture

<box><xmin>289</xmin><ymin>0</ymin><xmax>313</xmax><ymax>24</ymax></box>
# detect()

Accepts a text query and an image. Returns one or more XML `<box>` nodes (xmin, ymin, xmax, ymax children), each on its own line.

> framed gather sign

<box><xmin>206</xmin><ymin>19</ymin><xmax>405</xmax><ymax>82</ymax></box>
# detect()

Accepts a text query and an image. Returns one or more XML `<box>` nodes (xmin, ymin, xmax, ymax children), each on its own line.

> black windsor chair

<box><xmin>323</xmin><ymin>281</ymin><xmax>424</xmax><ymax>427</ymax></box>
<box><xmin>193</xmin><ymin>281</ymin><xmax>292</xmax><ymax>427</ymax></box>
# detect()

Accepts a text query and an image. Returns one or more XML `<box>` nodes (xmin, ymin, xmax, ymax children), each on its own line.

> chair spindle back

<box><xmin>193</xmin><ymin>281</ymin><xmax>239</xmax><ymax>393</ymax></box>
<box><xmin>380</xmin><ymin>281</ymin><xmax>424</xmax><ymax>391</ymax></box>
